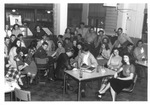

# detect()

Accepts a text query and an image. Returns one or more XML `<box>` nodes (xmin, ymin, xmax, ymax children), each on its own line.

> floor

<box><xmin>5</xmin><ymin>75</ymin><xmax>147</xmax><ymax>101</ymax></box>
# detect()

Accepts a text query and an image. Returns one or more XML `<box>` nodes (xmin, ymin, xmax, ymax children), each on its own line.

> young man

<box><xmin>113</xmin><ymin>28</ymin><xmax>133</xmax><ymax>49</ymax></box>
<box><xmin>55</xmin><ymin>48</ymin><xmax>74</xmax><ymax>80</ymax></box>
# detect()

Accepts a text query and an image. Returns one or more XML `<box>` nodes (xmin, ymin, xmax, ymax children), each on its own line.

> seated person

<box><xmin>107</xmin><ymin>48</ymin><xmax>122</xmax><ymax>70</ymax></box>
<box><xmin>51</xmin><ymin>41</ymin><xmax>65</xmax><ymax>59</ymax></box>
<box><xmin>133</xmin><ymin>40</ymin><xmax>147</xmax><ymax>79</ymax></box>
<box><xmin>97</xmin><ymin>43</ymin><xmax>111</xmax><ymax>60</ymax></box>
<box><xmin>99</xmin><ymin>48</ymin><xmax>122</xmax><ymax>93</ymax></box>
<box><xmin>98</xmin><ymin>53</ymin><xmax>135</xmax><ymax>101</ymax></box>
<box><xmin>17</xmin><ymin>34</ymin><xmax>26</xmax><ymax>47</ymax></box>
<box><xmin>64</xmin><ymin>38</ymin><xmax>73</xmax><ymax>51</ymax></box>
<box><xmin>15</xmin><ymin>47</ymin><xmax>37</xmax><ymax>84</ymax></box>
<box><xmin>54</xmin><ymin>48</ymin><xmax>74</xmax><ymax>80</ymax></box>
<box><xmin>77</xmin><ymin>44</ymin><xmax>98</xmax><ymax>97</ymax></box>
<box><xmin>121</xmin><ymin>43</ymin><xmax>135</xmax><ymax>64</ymax></box>
<box><xmin>133</xmin><ymin>40</ymin><xmax>146</xmax><ymax>61</ymax></box>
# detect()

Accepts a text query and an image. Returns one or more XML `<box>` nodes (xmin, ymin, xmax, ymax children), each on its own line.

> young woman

<box><xmin>63</xmin><ymin>28</ymin><xmax>71</xmax><ymax>40</ymax></box>
<box><xmin>8</xmin><ymin>39</ymin><xmax>21</xmax><ymax>68</ymax></box>
<box><xmin>98</xmin><ymin>53</ymin><xmax>135</xmax><ymax>101</ymax></box>
<box><xmin>98</xmin><ymin>48</ymin><xmax>122</xmax><ymax>93</ymax></box>
<box><xmin>11</xmin><ymin>24</ymin><xmax>22</xmax><ymax>37</ymax></box>
<box><xmin>33</xmin><ymin>25</ymin><xmax>45</xmax><ymax>40</ymax></box>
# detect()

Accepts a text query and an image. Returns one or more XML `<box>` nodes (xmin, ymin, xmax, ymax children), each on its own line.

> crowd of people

<box><xmin>4</xmin><ymin>22</ymin><xmax>147</xmax><ymax>101</ymax></box>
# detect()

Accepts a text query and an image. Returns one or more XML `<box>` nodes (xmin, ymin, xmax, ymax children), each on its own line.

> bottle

<box><xmin>96</xmin><ymin>65</ymin><xmax>100</xmax><ymax>73</ymax></box>
<box><xmin>79</xmin><ymin>69</ymin><xmax>83</xmax><ymax>78</ymax></box>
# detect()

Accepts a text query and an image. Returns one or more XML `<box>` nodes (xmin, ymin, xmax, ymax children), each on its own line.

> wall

<box><xmin>117</xmin><ymin>3</ymin><xmax>145</xmax><ymax>38</ymax></box>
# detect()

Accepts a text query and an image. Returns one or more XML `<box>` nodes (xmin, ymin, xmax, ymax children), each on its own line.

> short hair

<box><xmin>42</xmin><ymin>41</ymin><xmax>48</xmax><ymax>46</ymax></box>
<box><xmin>82</xmin><ymin>44</ymin><xmax>89</xmax><ymax>52</ymax></box>
<box><xmin>136</xmin><ymin>39</ymin><xmax>143</xmax><ymax>47</ymax></box>
<box><xmin>5</xmin><ymin>37</ymin><xmax>10</xmax><ymax>41</ymax></box>
<box><xmin>77</xmin><ymin>34</ymin><xmax>82</xmax><ymax>37</ymax></box>
<box><xmin>66</xmin><ymin>48</ymin><xmax>74</xmax><ymax>53</ymax></box>
<box><xmin>17</xmin><ymin>34</ymin><xmax>23</xmax><ymax>38</ymax></box>
<box><xmin>58</xmin><ymin>35</ymin><xmax>63</xmax><ymax>39</ymax></box>
<box><xmin>118</xmin><ymin>27</ymin><xmax>123</xmax><ymax>32</ymax></box>
<box><xmin>10</xmin><ymin>34</ymin><xmax>16</xmax><ymax>38</ymax></box>
<box><xmin>111</xmin><ymin>47</ymin><xmax>120</xmax><ymax>55</ymax></box>
<box><xmin>65</xmin><ymin>37</ymin><xmax>70</xmax><ymax>41</ymax></box>
<box><xmin>77</xmin><ymin>42</ymin><xmax>83</xmax><ymax>47</ymax></box>
<box><xmin>80</xmin><ymin>22</ymin><xmax>85</xmax><ymax>25</ymax></box>
<box><xmin>70</xmin><ymin>32</ymin><xmax>75</xmax><ymax>35</ymax></box>
<box><xmin>98</xmin><ymin>30</ymin><xmax>104</xmax><ymax>34</ymax></box>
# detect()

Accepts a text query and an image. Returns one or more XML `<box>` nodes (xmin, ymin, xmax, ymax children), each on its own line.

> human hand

<box><xmin>114</xmin><ymin>72</ymin><xmax>118</xmax><ymax>78</ymax></box>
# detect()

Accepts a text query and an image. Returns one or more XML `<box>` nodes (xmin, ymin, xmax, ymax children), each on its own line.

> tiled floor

<box><xmin>5</xmin><ymin>76</ymin><xmax>147</xmax><ymax>101</ymax></box>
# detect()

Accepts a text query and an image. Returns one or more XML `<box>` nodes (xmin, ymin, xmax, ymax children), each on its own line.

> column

<box><xmin>82</xmin><ymin>4</ymin><xmax>89</xmax><ymax>25</ymax></box>
<box><xmin>53</xmin><ymin>3</ymin><xmax>68</xmax><ymax>36</ymax></box>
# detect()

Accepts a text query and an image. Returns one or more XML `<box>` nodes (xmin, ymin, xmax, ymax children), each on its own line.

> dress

<box><xmin>109</xmin><ymin>64</ymin><xmax>135</xmax><ymax>94</ymax></box>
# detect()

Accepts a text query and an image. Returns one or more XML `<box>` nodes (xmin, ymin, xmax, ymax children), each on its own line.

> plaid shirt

<box><xmin>5</xmin><ymin>67</ymin><xmax>21</xmax><ymax>81</ymax></box>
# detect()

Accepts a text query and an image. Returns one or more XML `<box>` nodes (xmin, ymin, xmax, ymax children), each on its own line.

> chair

<box><xmin>14</xmin><ymin>88</ymin><xmax>31</xmax><ymax>101</ymax></box>
<box><xmin>35</xmin><ymin>57</ymin><xmax>49</xmax><ymax>84</ymax></box>
<box><xmin>122</xmin><ymin>74</ymin><xmax>138</xmax><ymax>92</ymax></box>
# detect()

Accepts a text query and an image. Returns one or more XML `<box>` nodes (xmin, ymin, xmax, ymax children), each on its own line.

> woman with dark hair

<box><xmin>63</xmin><ymin>28</ymin><xmax>71</xmax><ymax>40</ymax></box>
<box><xmin>8</xmin><ymin>39</ymin><xmax>21</xmax><ymax>68</ymax></box>
<box><xmin>98</xmin><ymin>53</ymin><xmax>135</xmax><ymax>101</ymax></box>
<box><xmin>11</xmin><ymin>24</ymin><xmax>22</xmax><ymax>37</ymax></box>
<box><xmin>33</xmin><ymin>25</ymin><xmax>45</xmax><ymax>40</ymax></box>
<box><xmin>15</xmin><ymin>47</ymin><xmax>37</xmax><ymax>84</ymax></box>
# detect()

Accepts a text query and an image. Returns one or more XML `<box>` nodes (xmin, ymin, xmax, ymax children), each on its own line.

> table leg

<box><xmin>78</xmin><ymin>81</ymin><xmax>81</xmax><ymax>101</ymax></box>
<box><xmin>63</xmin><ymin>73</ymin><xmax>66</xmax><ymax>101</ymax></box>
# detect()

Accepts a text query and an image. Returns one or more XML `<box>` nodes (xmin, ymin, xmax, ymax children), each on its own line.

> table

<box><xmin>5</xmin><ymin>78</ymin><xmax>21</xmax><ymax>101</ymax></box>
<box><xmin>136</xmin><ymin>60</ymin><xmax>148</xmax><ymax>67</ymax></box>
<box><xmin>63</xmin><ymin>68</ymin><xmax>115</xmax><ymax>101</ymax></box>
<box><xmin>136</xmin><ymin>60</ymin><xmax>148</xmax><ymax>80</ymax></box>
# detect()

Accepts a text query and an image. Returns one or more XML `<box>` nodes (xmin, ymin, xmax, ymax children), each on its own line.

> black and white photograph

<box><xmin>2</xmin><ymin>0</ymin><xmax>148</xmax><ymax>102</ymax></box>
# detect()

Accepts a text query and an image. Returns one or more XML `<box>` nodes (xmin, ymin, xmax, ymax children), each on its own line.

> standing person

<box><xmin>85</xmin><ymin>27</ymin><xmax>97</xmax><ymax>54</ymax></box>
<box><xmin>113</xmin><ymin>28</ymin><xmax>133</xmax><ymax>49</ymax></box>
<box><xmin>98</xmin><ymin>54</ymin><xmax>135</xmax><ymax>101</ymax></box>
<box><xmin>11</xmin><ymin>24</ymin><xmax>22</xmax><ymax>37</ymax></box>
<box><xmin>77</xmin><ymin>22</ymin><xmax>88</xmax><ymax>39</ymax></box>
<box><xmin>33</xmin><ymin>25</ymin><xmax>45</xmax><ymax>40</ymax></box>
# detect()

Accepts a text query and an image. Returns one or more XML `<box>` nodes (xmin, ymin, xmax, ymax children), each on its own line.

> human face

<box><xmin>113</xmin><ymin>49</ymin><xmax>119</xmax><ymax>56</ymax></box>
<box><xmin>90</xmin><ymin>28</ymin><xmax>94</xmax><ymax>33</ymax></box>
<box><xmin>15</xmin><ymin>25</ymin><xmax>18</xmax><ymax>30</ymax></box>
<box><xmin>124</xmin><ymin>55</ymin><xmax>129</xmax><ymax>63</ymax></box>
<box><xmin>99</xmin><ymin>32</ymin><xmax>103</xmax><ymax>36</ymax></box>
<box><xmin>80</xmin><ymin>24</ymin><xmax>84</xmax><ymax>28</ymax></box>
<box><xmin>67</xmin><ymin>51</ymin><xmax>73</xmax><ymax>57</ymax></box>
<box><xmin>103</xmin><ymin>38</ymin><xmax>108</xmax><ymax>43</ymax></box>
<box><xmin>11</xmin><ymin>36</ymin><xmax>16</xmax><ymax>42</ymax></box>
<box><xmin>5</xmin><ymin>38</ymin><xmax>10</xmax><ymax>45</ymax></box>
<box><xmin>16</xmin><ymin>40</ymin><xmax>21</xmax><ymax>47</ymax></box>
<box><xmin>138</xmin><ymin>41</ymin><xmax>143</xmax><ymax>48</ymax></box>
<box><xmin>36</xmin><ymin>26</ymin><xmax>40</xmax><ymax>31</ymax></box>
<box><xmin>128</xmin><ymin>45</ymin><xmax>133</xmax><ymax>52</ymax></box>
<box><xmin>66</xmin><ymin>29</ymin><xmax>70</xmax><ymax>33</ymax></box>
<box><xmin>77</xmin><ymin>44</ymin><xmax>82</xmax><ymax>50</ymax></box>
<box><xmin>102</xmin><ymin>44</ymin><xmax>106</xmax><ymax>49</ymax></box>
<box><xmin>58</xmin><ymin>42</ymin><xmax>62</xmax><ymax>48</ymax></box>
<box><xmin>42</xmin><ymin>44</ymin><xmax>48</xmax><ymax>50</ymax></box>
<box><xmin>117</xmin><ymin>29</ymin><xmax>122</xmax><ymax>35</ymax></box>
<box><xmin>73</xmin><ymin>40</ymin><xmax>77</xmax><ymax>46</ymax></box>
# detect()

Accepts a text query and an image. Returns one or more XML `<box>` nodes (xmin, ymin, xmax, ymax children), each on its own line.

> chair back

<box><xmin>14</xmin><ymin>88</ymin><xmax>31</xmax><ymax>101</ymax></box>
<box><xmin>122</xmin><ymin>74</ymin><xmax>138</xmax><ymax>92</ymax></box>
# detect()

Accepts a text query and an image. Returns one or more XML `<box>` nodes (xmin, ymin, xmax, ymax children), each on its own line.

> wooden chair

<box><xmin>14</xmin><ymin>88</ymin><xmax>31</xmax><ymax>101</ymax></box>
<box><xmin>122</xmin><ymin>74</ymin><xmax>138</xmax><ymax>92</ymax></box>
<box><xmin>35</xmin><ymin>57</ymin><xmax>49</xmax><ymax>84</ymax></box>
